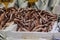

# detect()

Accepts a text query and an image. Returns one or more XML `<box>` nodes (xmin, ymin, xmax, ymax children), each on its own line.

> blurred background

<box><xmin>0</xmin><ymin>0</ymin><xmax>60</xmax><ymax>14</ymax></box>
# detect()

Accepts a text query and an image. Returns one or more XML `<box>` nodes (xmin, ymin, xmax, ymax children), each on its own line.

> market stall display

<box><xmin>0</xmin><ymin>0</ymin><xmax>60</xmax><ymax>40</ymax></box>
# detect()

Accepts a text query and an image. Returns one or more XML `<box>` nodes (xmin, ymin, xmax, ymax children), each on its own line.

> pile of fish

<box><xmin>0</xmin><ymin>7</ymin><xmax>57</xmax><ymax>32</ymax></box>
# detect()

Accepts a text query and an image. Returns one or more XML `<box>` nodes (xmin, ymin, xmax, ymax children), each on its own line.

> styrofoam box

<box><xmin>0</xmin><ymin>31</ymin><xmax>53</xmax><ymax>40</ymax></box>
<box><xmin>0</xmin><ymin>16</ymin><xmax>58</xmax><ymax>40</ymax></box>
